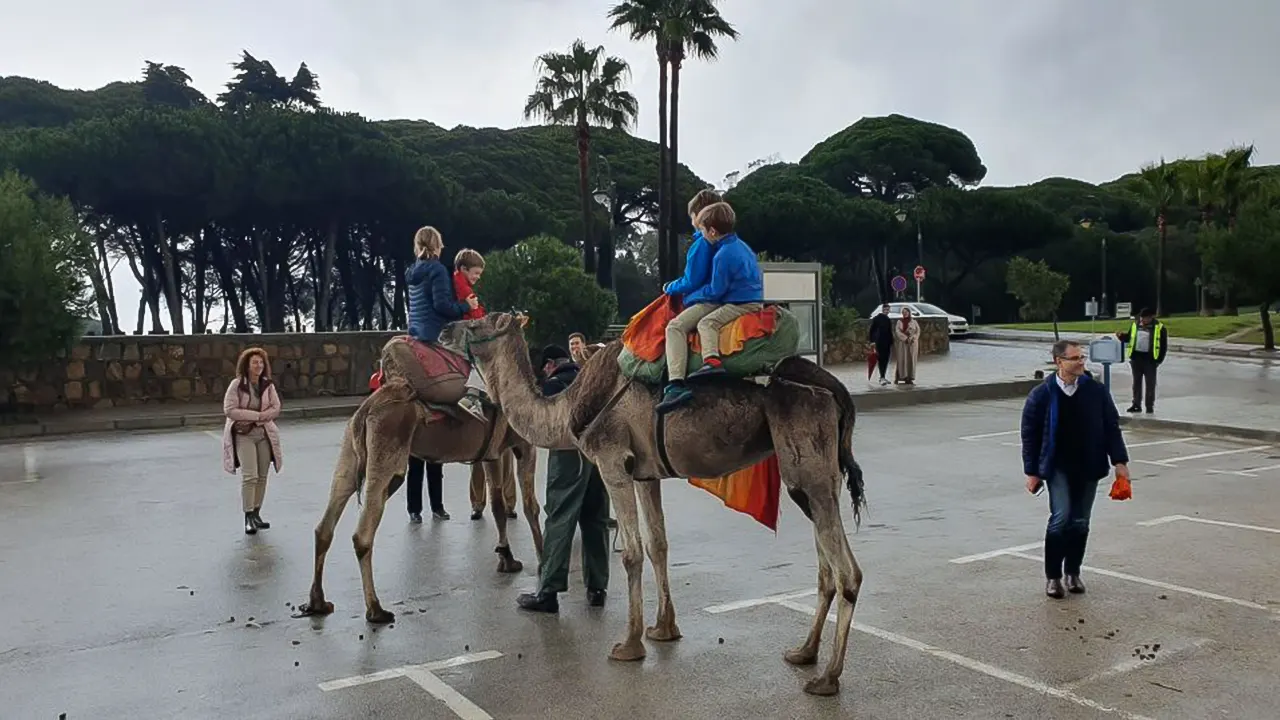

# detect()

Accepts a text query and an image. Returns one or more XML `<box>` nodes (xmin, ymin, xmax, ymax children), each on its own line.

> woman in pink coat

<box><xmin>223</xmin><ymin>347</ymin><xmax>284</xmax><ymax>535</ymax></box>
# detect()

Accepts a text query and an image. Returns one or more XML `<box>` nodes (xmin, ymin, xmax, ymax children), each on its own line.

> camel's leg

<box><xmin>599</xmin><ymin>465</ymin><xmax>647</xmax><ymax>662</ymax></box>
<box><xmin>298</xmin><ymin>427</ymin><xmax>361</xmax><ymax>617</ymax></box>
<box><xmin>635</xmin><ymin>480</ymin><xmax>680</xmax><ymax>642</ymax></box>
<box><xmin>513</xmin><ymin>444</ymin><xmax>544</xmax><ymax>562</ymax></box>
<box><xmin>784</xmin><ymin>544</ymin><xmax>834</xmax><ymax>666</ymax></box>
<box><xmin>486</xmin><ymin>457</ymin><xmax>523</xmax><ymax>573</ymax></box>
<box><xmin>798</xmin><ymin>482</ymin><xmax>862</xmax><ymax>696</ymax></box>
<box><xmin>354</xmin><ymin>410</ymin><xmax>414</xmax><ymax>625</ymax></box>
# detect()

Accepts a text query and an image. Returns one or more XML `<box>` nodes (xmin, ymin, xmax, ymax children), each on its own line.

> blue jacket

<box><xmin>663</xmin><ymin>230</ymin><xmax>718</xmax><ymax>297</ymax></box>
<box><xmin>1020</xmin><ymin>374</ymin><xmax>1128</xmax><ymax>480</ymax></box>
<box><xmin>406</xmin><ymin>258</ymin><xmax>468</xmax><ymax>343</ymax></box>
<box><xmin>684</xmin><ymin>233</ymin><xmax>764</xmax><ymax>306</ymax></box>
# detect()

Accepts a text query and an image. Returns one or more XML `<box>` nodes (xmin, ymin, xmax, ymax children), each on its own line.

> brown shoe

<box><xmin>1065</xmin><ymin>575</ymin><xmax>1086</xmax><ymax>594</ymax></box>
<box><xmin>1045</xmin><ymin>578</ymin><xmax>1065</xmax><ymax>599</ymax></box>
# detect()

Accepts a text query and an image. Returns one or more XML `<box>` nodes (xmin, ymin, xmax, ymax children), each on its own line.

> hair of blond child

<box><xmin>687</xmin><ymin>188</ymin><xmax>723</xmax><ymax>218</ymax></box>
<box><xmin>695</xmin><ymin>202</ymin><xmax>736</xmax><ymax>236</ymax></box>
<box><xmin>454</xmin><ymin>248</ymin><xmax>485</xmax><ymax>271</ymax></box>
<box><xmin>413</xmin><ymin>226</ymin><xmax>443</xmax><ymax>259</ymax></box>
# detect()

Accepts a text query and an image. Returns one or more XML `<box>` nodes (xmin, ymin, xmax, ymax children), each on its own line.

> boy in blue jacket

<box><xmin>662</xmin><ymin>189</ymin><xmax>724</xmax><ymax>300</ymax></box>
<box><xmin>657</xmin><ymin>201</ymin><xmax>764</xmax><ymax>411</ymax></box>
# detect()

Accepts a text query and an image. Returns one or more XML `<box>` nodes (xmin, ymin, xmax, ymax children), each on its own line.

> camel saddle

<box><xmin>381</xmin><ymin>335</ymin><xmax>472</xmax><ymax>405</ymax></box>
<box><xmin>617</xmin><ymin>297</ymin><xmax>801</xmax><ymax>385</ymax></box>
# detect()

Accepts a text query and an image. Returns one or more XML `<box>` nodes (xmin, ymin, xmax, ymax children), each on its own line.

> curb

<box><xmin>1118</xmin><ymin>415</ymin><xmax>1280</xmax><ymax>444</ymax></box>
<box><xmin>964</xmin><ymin>331</ymin><xmax>1275</xmax><ymax>360</ymax></box>
<box><xmin>2</xmin><ymin>379</ymin><xmax>1043</xmax><ymax>442</ymax></box>
<box><xmin>0</xmin><ymin>401</ymin><xmax>365</xmax><ymax>442</ymax></box>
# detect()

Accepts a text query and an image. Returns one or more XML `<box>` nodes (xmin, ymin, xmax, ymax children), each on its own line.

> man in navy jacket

<box><xmin>1020</xmin><ymin>340</ymin><xmax>1131</xmax><ymax>598</ymax></box>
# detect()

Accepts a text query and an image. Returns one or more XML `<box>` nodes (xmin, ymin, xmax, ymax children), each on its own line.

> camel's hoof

<box><xmin>293</xmin><ymin>600</ymin><xmax>334</xmax><ymax>618</ymax></box>
<box><xmin>366</xmin><ymin>608</ymin><xmax>395</xmax><ymax>625</ymax></box>
<box><xmin>495</xmin><ymin>545</ymin><xmax>524</xmax><ymax>574</ymax></box>
<box><xmin>784</xmin><ymin>646</ymin><xmax>819</xmax><ymax>666</ymax></box>
<box><xmin>609</xmin><ymin>641</ymin><xmax>647</xmax><ymax>662</ymax></box>
<box><xmin>645</xmin><ymin>624</ymin><xmax>682</xmax><ymax>642</ymax></box>
<box><xmin>803</xmin><ymin>675</ymin><xmax>840</xmax><ymax>696</ymax></box>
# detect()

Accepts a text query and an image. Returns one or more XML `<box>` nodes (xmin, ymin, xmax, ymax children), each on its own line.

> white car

<box><xmin>872</xmin><ymin>302</ymin><xmax>970</xmax><ymax>337</ymax></box>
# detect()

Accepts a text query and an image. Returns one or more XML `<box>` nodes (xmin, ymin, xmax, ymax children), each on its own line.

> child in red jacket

<box><xmin>453</xmin><ymin>249</ymin><xmax>488</xmax><ymax>421</ymax></box>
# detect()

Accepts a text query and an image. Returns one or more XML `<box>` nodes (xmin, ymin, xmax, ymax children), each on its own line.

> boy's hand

<box><xmin>518</xmin><ymin>314</ymin><xmax>530</xmax><ymax>328</ymax></box>
<box><xmin>466</xmin><ymin>295</ymin><xmax>479</xmax><ymax>310</ymax></box>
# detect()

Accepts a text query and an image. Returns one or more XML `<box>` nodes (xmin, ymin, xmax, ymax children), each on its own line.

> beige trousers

<box><xmin>236</xmin><ymin>434</ymin><xmax>272</xmax><ymax>512</ymax></box>
<box><xmin>665</xmin><ymin>302</ymin><xmax>763</xmax><ymax>380</ymax></box>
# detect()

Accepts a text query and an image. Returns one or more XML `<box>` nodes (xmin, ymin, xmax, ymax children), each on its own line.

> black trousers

<box><xmin>874</xmin><ymin>341</ymin><xmax>891</xmax><ymax>379</ymax></box>
<box><xmin>406</xmin><ymin>457</ymin><xmax>445</xmax><ymax>515</ymax></box>
<box><xmin>1130</xmin><ymin>354</ymin><xmax>1159</xmax><ymax>410</ymax></box>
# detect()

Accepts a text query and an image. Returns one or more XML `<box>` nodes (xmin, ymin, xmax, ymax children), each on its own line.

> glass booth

<box><xmin>760</xmin><ymin>261</ymin><xmax>823</xmax><ymax>366</ymax></box>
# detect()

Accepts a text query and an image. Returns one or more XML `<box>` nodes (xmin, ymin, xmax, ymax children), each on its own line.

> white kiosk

<box><xmin>760</xmin><ymin>261</ymin><xmax>824</xmax><ymax>366</ymax></box>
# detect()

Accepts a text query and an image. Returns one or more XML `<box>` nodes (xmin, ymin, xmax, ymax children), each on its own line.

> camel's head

<box><xmin>438</xmin><ymin>312</ymin><xmax>526</xmax><ymax>365</ymax></box>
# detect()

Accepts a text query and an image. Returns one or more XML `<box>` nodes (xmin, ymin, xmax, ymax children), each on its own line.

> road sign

<box><xmin>891</xmin><ymin>275</ymin><xmax>908</xmax><ymax>293</ymax></box>
<box><xmin>913</xmin><ymin>265</ymin><xmax>926</xmax><ymax>281</ymax></box>
<box><xmin>1115</xmin><ymin>302</ymin><xmax>1132</xmax><ymax>318</ymax></box>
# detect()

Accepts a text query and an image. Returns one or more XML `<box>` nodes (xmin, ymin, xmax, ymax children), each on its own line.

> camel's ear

<box><xmin>493</xmin><ymin>313</ymin><xmax>513</xmax><ymax>333</ymax></box>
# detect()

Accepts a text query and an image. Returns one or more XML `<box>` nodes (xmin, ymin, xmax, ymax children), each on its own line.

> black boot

<box><xmin>244</xmin><ymin>512</ymin><xmax>257</xmax><ymax>535</ymax></box>
<box><xmin>251</xmin><ymin>508</ymin><xmax>270</xmax><ymax>529</ymax></box>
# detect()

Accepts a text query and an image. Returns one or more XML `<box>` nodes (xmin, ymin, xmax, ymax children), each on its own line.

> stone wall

<box><xmin>823</xmin><ymin>317</ymin><xmax>950</xmax><ymax>365</ymax></box>
<box><xmin>1</xmin><ymin>331</ymin><xmax>398</xmax><ymax>413</ymax></box>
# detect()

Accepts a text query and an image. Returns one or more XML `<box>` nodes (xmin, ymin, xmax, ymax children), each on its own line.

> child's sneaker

<box><xmin>458</xmin><ymin>393</ymin><xmax>487</xmax><ymax>422</ymax></box>
<box><xmin>687</xmin><ymin>356</ymin><xmax>726</xmax><ymax>379</ymax></box>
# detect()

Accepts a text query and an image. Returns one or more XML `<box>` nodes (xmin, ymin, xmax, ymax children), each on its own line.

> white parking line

<box><xmin>1125</xmin><ymin>437</ymin><xmax>1200</xmax><ymax>449</ymax></box>
<box><xmin>1137</xmin><ymin>514</ymin><xmax>1280</xmax><ymax>535</ymax></box>
<box><xmin>1205</xmin><ymin>462</ymin><xmax>1280</xmax><ymax>478</ymax></box>
<box><xmin>1149</xmin><ymin>445</ymin><xmax>1272</xmax><ymax>465</ymax></box>
<box><xmin>319</xmin><ymin>650</ymin><xmax>502</xmax><ymax>719</ymax></box>
<box><xmin>949</xmin><ymin>541</ymin><xmax>1044</xmax><ymax>565</ymax></box>
<box><xmin>1002</xmin><ymin>551</ymin><xmax>1274</xmax><ymax>613</ymax></box>
<box><xmin>204</xmin><ymin>430</ymin><xmax>222</xmax><ymax>441</ymax></box>
<box><xmin>959</xmin><ymin>430</ymin><xmax>1019</xmax><ymax>441</ymax></box>
<box><xmin>771</xmin><ymin>599</ymin><xmax>1150</xmax><ymax>720</ymax></box>
<box><xmin>703</xmin><ymin>589</ymin><xmax>820</xmax><ymax>614</ymax></box>
<box><xmin>1061</xmin><ymin>637</ymin><xmax>1213</xmax><ymax>691</ymax></box>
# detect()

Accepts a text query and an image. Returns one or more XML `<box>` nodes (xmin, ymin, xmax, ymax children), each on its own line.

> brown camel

<box><xmin>296</xmin><ymin>374</ymin><xmax>543</xmax><ymax>625</ymax></box>
<box><xmin>439</xmin><ymin>312</ymin><xmax>867</xmax><ymax>697</ymax></box>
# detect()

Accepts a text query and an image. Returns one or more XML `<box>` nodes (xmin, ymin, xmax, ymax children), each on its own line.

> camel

<box><xmin>438</xmin><ymin>312</ymin><xmax>867</xmax><ymax>697</ymax></box>
<box><xmin>296</xmin><ymin>369</ymin><xmax>543</xmax><ymax>625</ymax></box>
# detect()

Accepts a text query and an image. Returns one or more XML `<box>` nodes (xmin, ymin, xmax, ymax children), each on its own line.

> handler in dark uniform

<box><xmin>516</xmin><ymin>345</ymin><xmax>610</xmax><ymax>613</ymax></box>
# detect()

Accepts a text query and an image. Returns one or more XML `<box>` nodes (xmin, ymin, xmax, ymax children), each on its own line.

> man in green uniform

<box><xmin>516</xmin><ymin>345</ymin><xmax>610</xmax><ymax>613</ymax></box>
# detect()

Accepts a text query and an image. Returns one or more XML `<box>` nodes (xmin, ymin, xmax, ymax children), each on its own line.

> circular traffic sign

<box><xmin>913</xmin><ymin>265</ymin><xmax>926</xmax><ymax>281</ymax></box>
<box><xmin>891</xmin><ymin>275</ymin><xmax>908</xmax><ymax>293</ymax></box>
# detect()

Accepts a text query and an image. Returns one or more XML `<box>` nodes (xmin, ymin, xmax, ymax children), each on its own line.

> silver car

<box><xmin>872</xmin><ymin>302</ymin><xmax>970</xmax><ymax>337</ymax></box>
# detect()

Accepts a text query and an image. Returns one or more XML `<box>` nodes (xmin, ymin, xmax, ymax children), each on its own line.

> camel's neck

<box><xmin>484</xmin><ymin>337</ymin><xmax>575</xmax><ymax>449</ymax></box>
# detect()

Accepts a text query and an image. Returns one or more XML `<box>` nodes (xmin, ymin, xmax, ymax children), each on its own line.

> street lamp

<box><xmin>1078</xmin><ymin>216</ymin><xmax>1108</xmax><ymax>318</ymax></box>
<box><xmin>591</xmin><ymin>154</ymin><xmax>617</xmax><ymax>289</ymax></box>
<box><xmin>895</xmin><ymin>207</ymin><xmax>924</xmax><ymax>301</ymax></box>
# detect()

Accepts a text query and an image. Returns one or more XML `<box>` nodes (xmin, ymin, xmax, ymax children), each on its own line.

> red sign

<box><xmin>913</xmin><ymin>265</ymin><xmax>926</xmax><ymax>281</ymax></box>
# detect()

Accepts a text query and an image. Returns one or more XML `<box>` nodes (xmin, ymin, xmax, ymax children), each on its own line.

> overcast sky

<box><xmin>3</xmin><ymin>0</ymin><xmax>1277</xmax><ymax>328</ymax></box>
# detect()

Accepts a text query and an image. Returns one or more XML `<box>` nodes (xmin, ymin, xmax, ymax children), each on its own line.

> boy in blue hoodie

<box><xmin>657</xmin><ymin>201</ymin><xmax>764</xmax><ymax>411</ymax></box>
<box><xmin>662</xmin><ymin>189</ymin><xmax>723</xmax><ymax>300</ymax></box>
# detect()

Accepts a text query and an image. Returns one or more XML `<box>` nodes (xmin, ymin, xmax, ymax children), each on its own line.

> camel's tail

<box><xmin>349</xmin><ymin>392</ymin><xmax>374</xmax><ymax>505</ymax></box>
<box><xmin>772</xmin><ymin>356</ymin><xmax>866</xmax><ymax>527</ymax></box>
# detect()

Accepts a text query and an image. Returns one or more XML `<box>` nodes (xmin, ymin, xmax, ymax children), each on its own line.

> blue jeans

<box><xmin>1044</xmin><ymin>469</ymin><xmax>1100</xmax><ymax>579</ymax></box>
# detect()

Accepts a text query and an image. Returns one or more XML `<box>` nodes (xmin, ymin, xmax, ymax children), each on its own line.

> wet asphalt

<box><xmin>2</xmin><ymin>395</ymin><xmax>1279</xmax><ymax>719</ymax></box>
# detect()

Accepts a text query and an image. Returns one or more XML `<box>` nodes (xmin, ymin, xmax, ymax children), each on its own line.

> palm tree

<box><xmin>1132</xmin><ymin>159</ymin><xmax>1180</xmax><ymax>315</ymax></box>
<box><xmin>524</xmin><ymin>40</ymin><xmax>639</xmax><ymax>279</ymax></box>
<box><xmin>607</xmin><ymin>0</ymin><xmax>738</xmax><ymax>282</ymax></box>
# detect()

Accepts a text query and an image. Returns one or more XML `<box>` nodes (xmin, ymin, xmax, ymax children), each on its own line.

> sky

<box><xmin>3</xmin><ymin>0</ymin><xmax>1278</xmax><ymax>331</ymax></box>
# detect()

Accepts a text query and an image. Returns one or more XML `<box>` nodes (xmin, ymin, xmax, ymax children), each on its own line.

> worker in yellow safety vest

<box><xmin>1114</xmin><ymin>307</ymin><xmax>1168</xmax><ymax>414</ymax></box>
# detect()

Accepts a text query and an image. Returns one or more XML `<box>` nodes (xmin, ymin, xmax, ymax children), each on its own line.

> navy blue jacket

<box><xmin>406</xmin><ymin>258</ymin><xmax>468</xmax><ymax>343</ymax></box>
<box><xmin>542</xmin><ymin>361</ymin><xmax>580</xmax><ymax>396</ymax></box>
<box><xmin>1020</xmin><ymin>374</ymin><xmax>1129</xmax><ymax>480</ymax></box>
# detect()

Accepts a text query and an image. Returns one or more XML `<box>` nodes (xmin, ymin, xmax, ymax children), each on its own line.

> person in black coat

<box><xmin>868</xmin><ymin>303</ymin><xmax>893</xmax><ymax>385</ymax></box>
<box><xmin>1020</xmin><ymin>340</ymin><xmax>1131</xmax><ymax>599</ymax></box>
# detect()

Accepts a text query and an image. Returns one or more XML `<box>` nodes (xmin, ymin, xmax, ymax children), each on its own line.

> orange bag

<box><xmin>620</xmin><ymin>294</ymin><xmax>682</xmax><ymax>363</ymax></box>
<box><xmin>1109</xmin><ymin>475</ymin><xmax>1132</xmax><ymax>501</ymax></box>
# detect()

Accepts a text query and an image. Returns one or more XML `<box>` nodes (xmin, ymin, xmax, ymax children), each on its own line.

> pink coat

<box><xmin>222</xmin><ymin>379</ymin><xmax>284</xmax><ymax>475</ymax></box>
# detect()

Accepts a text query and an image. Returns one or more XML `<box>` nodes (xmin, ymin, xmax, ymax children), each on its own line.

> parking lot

<box><xmin>1</xmin><ymin>398</ymin><xmax>1277</xmax><ymax>719</ymax></box>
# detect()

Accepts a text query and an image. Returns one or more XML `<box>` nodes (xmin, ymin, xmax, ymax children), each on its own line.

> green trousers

<box><xmin>538</xmin><ymin>448</ymin><xmax>611</xmax><ymax>595</ymax></box>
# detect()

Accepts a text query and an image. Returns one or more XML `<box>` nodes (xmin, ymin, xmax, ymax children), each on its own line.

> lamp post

<box><xmin>895</xmin><ymin>206</ymin><xmax>924</xmax><ymax>301</ymax></box>
<box><xmin>1078</xmin><ymin>217</ymin><xmax>1108</xmax><ymax>319</ymax></box>
<box><xmin>591</xmin><ymin>155</ymin><xmax>616</xmax><ymax>290</ymax></box>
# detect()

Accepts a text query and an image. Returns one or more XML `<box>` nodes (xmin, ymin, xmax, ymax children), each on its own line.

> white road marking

<box><xmin>403</xmin><ymin>666</ymin><xmax>493</xmax><ymax>720</ymax></box>
<box><xmin>1131</xmin><ymin>459</ymin><xmax>1177</xmax><ymax>468</ymax></box>
<box><xmin>948</xmin><ymin>541</ymin><xmax>1044</xmax><ymax>565</ymax></box>
<box><xmin>960</xmin><ymin>430</ymin><xmax>1019</xmax><ymax>441</ymax></box>
<box><xmin>1205</xmin><ymin>462</ymin><xmax>1280</xmax><ymax>478</ymax></box>
<box><xmin>703</xmin><ymin>588</ymin><xmax>820</xmax><ymax>614</ymax></box>
<box><xmin>318</xmin><ymin>650</ymin><xmax>502</xmax><ymax>691</ymax></box>
<box><xmin>1003</xmin><ymin>552</ymin><xmax>1274</xmax><ymax>613</ymax></box>
<box><xmin>1149</xmin><ymin>445</ymin><xmax>1272</xmax><ymax>465</ymax></box>
<box><xmin>1124</xmin><ymin>437</ymin><xmax>1200</xmax><ymax>449</ymax></box>
<box><xmin>204</xmin><ymin>430</ymin><xmax>222</xmax><ymax>441</ymax></box>
<box><xmin>1061</xmin><ymin>637</ymin><xmax>1213</xmax><ymax>691</ymax></box>
<box><xmin>24</xmin><ymin>445</ymin><xmax>38</xmax><ymax>482</ymax></box>
<box><xmin>1136</xmin><ymin>514</ymin><xmax>1280</xmax><ymax>535</ymax></box>
<box><xmin>772</xmin><ymin>599</ymin><xmax>1151</xmax><ymax>720</ymax></box>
